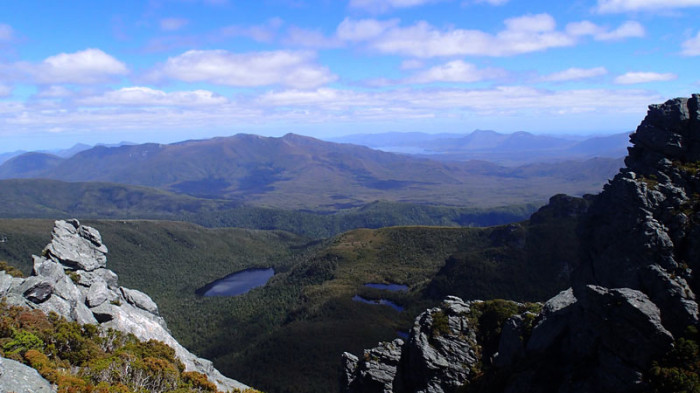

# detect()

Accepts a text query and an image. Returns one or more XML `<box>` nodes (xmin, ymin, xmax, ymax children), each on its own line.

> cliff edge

<box><xmin>342</xmin><ymin>95</ymin><xmax>700</xmax><ymax>393</ymax></box>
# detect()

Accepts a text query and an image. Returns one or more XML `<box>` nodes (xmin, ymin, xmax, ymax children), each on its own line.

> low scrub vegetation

<box><xmin>0</xmin><ymin>299</ymin><xmax>259</xmax><ymax>393</ymax></box>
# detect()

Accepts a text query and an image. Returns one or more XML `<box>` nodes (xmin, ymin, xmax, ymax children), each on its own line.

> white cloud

<box><xmin>257</xmin><ymin>86</ymin><xmax>660</xmax><ymax>118</ymax></box>
<box><xmin>26</xmin><ymin>49</ymin><xmax>128</xmax><ymax>84</ymax></box>
<box><xmin>336</xmin><ymin>18</ymin><xmax>399</xmax><ymax>42</ymax></box>
<box><xmin>472</xmin><ymin>0</ymin><xmax>509</xmax><ymax>5</ymax></box>
<box><xmin>283</xmin><ymin>26</ymin><xmax>342</xmax><ymax>48</ymax></box>
<box><xmin>596</xmin><ymin>0</ymin><xmax>700</xmax><ymax>13</ymax></box>
<box><xmin>79</xmin><ymin>87</ymin><xmax>227</xmax><ymax>106</ymax></box>
<box><xmin>219</xmin><ymin>18</ymin><xmax>284</xmax><ymax>43</ymax></box>
<box><xmin>340</xmin><ymin>14</ymin><xmax>576</xmax><ymax>57</ymax></box>
<box><xmin>541</xmin><ymin>67</ymin><xmax>608</xmax><ymax>82</ymax></box>
<box><xmin>349</xmin><ymin>0</ymin><xmax>443</xmax><ymax>13</ymax></box>
<box><xmin>336</xmin><ymin>16</ymin><xmax>644</xmax><ymax>58</ymax></box>
<box><xmin>160</xmin><ymin>18</ymin><xmax>189</xmax><ymax>32</ymax></box>
<box><xmin>681</xmin><ymin>32</ymin><xmax>700</xmax><ymax>56</ymax></box>
<box><xmin>596</xmin><ymin>21</ymin><xmax>645</xmax><ymax>40</ymax></box>
<box><xmin>566</xmin><ymin>20</ymin><xmax>644</xmax><ymax>41</ymax></box>
<box><xmin>400</xmin><ymin>59</ymin><xmax>424</xmax><ymax>70</ymax></box>
<box><xmin>150</xmin><ymin>49</ymin><xmax>336</xmax><ymax>88</ymax></box>
<box><xmin>0</xmin><ymin>24</ymin><xmax>13</xmax><ymax>41</ymax></box>
<box><xmin>614</xmin><ymin>71</ymin><xmax>677</xmax><ymax>84</ymax></box>
<box><xmin>0</xmin><ymin>85</ymin><xmax>662</xmax><ymax>135</ymax></box>
<box><xmin>407</xmin><ymin>60</ymin><xmax>506</xmax><ymax>83</ymax></box>
<box><xmin>0</xmin><ymin>84</ymin><xmax>11</xmax><ymax>97</ymax></box>
<box><xmin>36</xmin><ymin>86</ymin><xmax>74</xmax><ymax>98</ymax></box>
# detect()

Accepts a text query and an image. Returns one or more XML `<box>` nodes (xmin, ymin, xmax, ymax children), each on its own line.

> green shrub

<box><xmin>0</xmin><ymin>260</ymin><xmax>24</xmax><ymax>277</ymax></box>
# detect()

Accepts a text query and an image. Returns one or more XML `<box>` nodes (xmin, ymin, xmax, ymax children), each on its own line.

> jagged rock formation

<box><xmin>342</xmin><ymin>95</ymin><xmax>700</xmax><ymax>392</ymax></box>
<box><xmin>0</xmin><ymin>219</ymin><xmax>249</xmax><ymax>392</ymax></box>
<box><xmin>343</xmin><ymin>296</ymin><xmax>480</xmax><ymax>393</ymax></box>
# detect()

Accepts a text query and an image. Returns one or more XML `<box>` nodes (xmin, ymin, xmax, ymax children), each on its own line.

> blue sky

<box><xmin>0</xmin><ymin>0</ymin><xmax>698</xmax><ymax>152</ymax></box>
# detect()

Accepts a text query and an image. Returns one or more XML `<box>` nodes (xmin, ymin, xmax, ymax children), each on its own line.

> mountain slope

<box><xmin>0</xmin><ymin>152</ymin><xmax>64</xmax><ymax>179</ymax></box>
<box><xmin>0</xmin><ymin>178</ymin><xmax>539</xmax><ymax>238</ymax></box>
<box><xmin>0</xmin><ymin>133</ymin><xmax>621</xmax><ymax>209</ymax></box>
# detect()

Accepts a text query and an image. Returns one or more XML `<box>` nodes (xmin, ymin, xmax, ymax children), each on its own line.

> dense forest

<box><xmin>0</xmin><ymin>198</ymin><xmax>583</xmax><ymax>393</ymax></box>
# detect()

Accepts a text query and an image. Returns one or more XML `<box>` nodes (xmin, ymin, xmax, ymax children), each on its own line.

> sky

<box><xmin>0</xmin><ymin>0</ymin><xmax>699</xmax><ymax>152</ymax></box>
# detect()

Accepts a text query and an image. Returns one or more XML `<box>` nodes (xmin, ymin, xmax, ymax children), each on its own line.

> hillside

<box><xmin>0</xmin><ymin>152</ymin><xmax>63</xmax><ymax>179</ymax></box>
<box><xmin>0</xmin><ymin>196</ymin><xmax>582</xmax><ymax>393</ymax></box>
<box><xmin>0</xmin><ymin>133</ymin><xmax>622</xmax><ymax>209</ymax></box>
<box><xmin>0</xmin><ymin>178</ymin><xmax>539</xmax><ymax>238</ymax></box>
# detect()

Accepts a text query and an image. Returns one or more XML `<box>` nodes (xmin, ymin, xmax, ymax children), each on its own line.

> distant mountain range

<box><xmin>0</xmin><ymin>133</ymin><xmax>622</xmax><ymax>210</ymax></box>
<box><xmin>329</xmin><ymin>130</ymin><xmax>630</xmax><ymax>165</ymax></box>
<box><xmin>0</xmin><ymin>142</ymin><xmax>136</xmax><ymax>165</ymax></box>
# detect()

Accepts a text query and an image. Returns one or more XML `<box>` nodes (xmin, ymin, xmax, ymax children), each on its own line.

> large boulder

<box><xmin>0</xmin><ymin>356</ymin><xmax>54</xmax><ymax>393</ymax></box>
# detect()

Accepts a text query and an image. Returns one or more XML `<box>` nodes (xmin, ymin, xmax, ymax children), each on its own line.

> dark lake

<box><xmin>352</xmin><ymin>295</ymin><xmax>404</xmax><ymax>312</ymax></box>
<box><xmin>364</xmin><ymin>283</ymin><xmax>409</xmax><ymax>291</ymax></box>
<box><xmin>196</xmin><ymin>268</ymin><xmax>275</xmax><ymax>297</ymax></box>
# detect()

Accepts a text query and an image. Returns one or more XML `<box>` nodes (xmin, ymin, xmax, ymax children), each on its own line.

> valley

<box><xmin>0</xmin><ymin>195</ymin><xmax>582</xmax><ymax>392</ymax></box>
<box><xmin>0</xmin><ymin>130</ymin><xmax>622</xmax><ymax>392</ymax></box>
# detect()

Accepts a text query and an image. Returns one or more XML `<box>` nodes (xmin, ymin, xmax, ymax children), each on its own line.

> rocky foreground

<box><xmin>342</xmin><ymin>95</ymin><xmax>700</xmax><ymax>393</ymax></box>
<box><xmin>0</xmin><ymin>218</ymin><xmax>249</xmax><ymax>392</ymax></box>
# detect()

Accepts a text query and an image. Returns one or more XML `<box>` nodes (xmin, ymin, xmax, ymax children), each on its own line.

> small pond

<box><xmin>364</xmin><ymin>283</ymin><xmax>409</xmax><ymax>292</ymax></box>
<box><xmin>352</xmin><ymin>295</ymin><xmax>404</xmax><ymax>312</ymax></box>
<box><xmin>196</xmin><ymin>268</ymin><xmax>275</xmax><ymax>297</ymax></box>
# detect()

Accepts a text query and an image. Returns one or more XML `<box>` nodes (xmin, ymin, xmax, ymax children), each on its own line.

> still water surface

<box><xmin>196</xmin><ymin>268</ymin><xmax>274</xmax><ymax>297</ymax></box>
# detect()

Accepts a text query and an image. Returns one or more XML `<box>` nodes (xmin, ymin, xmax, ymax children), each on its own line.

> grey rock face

<box><xmin>77</xmin><ymin>268</ymin><xmax>118</xmax><ymax>288</ymax></box>
<box><xmin>580</xmin><ymin>285</ymin><xmax>673</xmax><ymax>369</ymax></box>
<box><xmin>526</xmin><ymin>288</ymin><xmax>577</xmax><ymax>352</ymax></box>
<box><xmin>0</xmin><ymin>270</ymin><xmax>21</xmax><ymax>296</ymax></box>
<box><xmin>43</xmin><ymin>219</ymin><xmax>107</xmax><ymax>271</ymax></box>
<box><xmin>120</xmin><ymin>287</ymin><xmax>159</xmax><ymax>315</ymax></box>
<box><xmin>342</xmin><ymin>95</ymin><xmax>700</xmax><ymax>393</ymax></box>
<box><xmin>578</xmin><ymin>95</ymin><xmax>700</xmax><ymax>336</ymax></box>
<box><xmin>343</xmin><ymin>339</ymin><xmax>404</xmax><ymax>393</ymax></box>
<box><xmin>0</xmin><ymin>356</ymin><xmax>55</xmax><ymax>393</ymax></box>
<box><xmin>494</xmin><ymin>313</ymin><xmax>529</xmax><ymax>367</ymax></box>
<box><xmin>1</xmin><ymin>219</ymin><xmax>249</xmax><ymax>393</ymax></box>
<box><xmin>403</xmin><ymin>297</ymin><xmax>477</xmax><ymax>393</ymax></box>
<box><xmin>19</xmin><ymin>277</ymin><xmax>54</xmax><ymax>304</ymax></box>
<box><xmin>343</xmin><ymin>297</ymin><xmax>480</xmax><ymax>393</ymax></box>
<box><xmin>86</xmin><ymin>280</ymin><xmax>115</xmax><ymax>307</ymax></box>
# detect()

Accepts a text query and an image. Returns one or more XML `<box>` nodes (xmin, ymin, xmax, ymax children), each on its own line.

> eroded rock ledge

<box><xmin>0</xmin><ymin>218</ymin><xmax>249</xmax><ymax>392</ymax></box>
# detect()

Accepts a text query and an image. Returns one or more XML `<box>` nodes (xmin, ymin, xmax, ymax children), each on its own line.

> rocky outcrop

<box><xmin>343</xmin><ymin>297</ymin><xmax>485</xmax><ymax>393</ymax></box>
<box><xmin>342</xmin><ymin>339</ymin><xmax>404</xmax><ymax>393</ymax></box>
<box><xmin>0</xmin><ymin>219</ymin><xmax>249</xmax><ymax>392</ymax></box>
<box><xmin>576</xmin><ymin>95</ymin><xmax>700</xmax><ymax>336</ymax></box>
<box><xmin>0</xmin><ymin>356</ymin><xmax>55</xmax><ymax>393</ymax></box>
<box><xmin>342</xmin><ymin>95</ymin><xmax>700</xmax><ymax>392</ymax></box>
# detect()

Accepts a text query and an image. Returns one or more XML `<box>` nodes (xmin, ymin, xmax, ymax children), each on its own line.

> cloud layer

<box><xmin>596</xmin><ymin>0</ymin><xmax>700</xmax><ymax>13</ymax></box>
<box><xmin>614</xmin><ymin>71</ymin><xmax>677</xmax><ymax>84</ymax></box>
<box><xmin>149</xmin><ymin>50</ymin><xmax>336</xmax><ymax>88</ymax></box>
